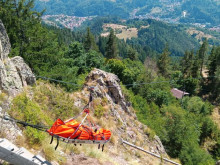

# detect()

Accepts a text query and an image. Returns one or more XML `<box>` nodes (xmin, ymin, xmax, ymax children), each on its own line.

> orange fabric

<box><xmin>78</xmin><ymin>125</ymin><xmax>94</xmax><ymax>140</ymax></box>
<box><xmin>47</xmin><ymin>119</ymin><xmax>111</xmax><ymax>141</ymax></box>
<box><xmin>47</xmin><ymin>119</ymin><xmax>81</xmax><ymax>139</ymax></box>
<box><xmin>94</xmin><ymin>128</ymin><xmax>111</xmax><ymax>140</ymax></box>
<box><xmin>65</xmin><ymin>119</ymin><xmax>80</xmax><ymax>128</ymax></box>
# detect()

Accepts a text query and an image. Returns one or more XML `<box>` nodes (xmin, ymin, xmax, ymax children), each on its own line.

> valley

<box><xmin>35</xmin><ymin>0</ymin><xmax>220</xmax><ymax>28</ymax></box>
<box><xmin>0</xmin><ymin>1</ymin><xmax>220</xmax><ymax>165</ymax></box>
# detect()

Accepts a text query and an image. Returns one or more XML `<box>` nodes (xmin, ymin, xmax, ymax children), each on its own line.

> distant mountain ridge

<box><xmin>34</xmin><ymin>0</ymin><xmax>220</xmax><ymax>27</ymax></box>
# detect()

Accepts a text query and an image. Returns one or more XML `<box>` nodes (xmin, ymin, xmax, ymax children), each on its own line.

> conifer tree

<box><xmin>0</xmin><ymin>0</ymin><xmax>60</xmax><ymax>74</ymax></box>
<box><xmin>98</xmin><ymin>36</ymin><xmax>107</xmax><ymax>55</ymax></box>
<box><xmin>181</xmin><ymin>50</ymin><xmax>194</xmax><ymax>77</ymax></box>
<box><xmin>208</xmin><ymin>46</ymin><xmax>220</xmax><ymax>100</ymax></box>
<box><xmin>191</xmin><ymin>51</ymin><xmax>200</xmax><ymax>78</ymax></box>
<box><xmin>198</xmin><ymin>39</ymin><xmax>208</xmax><ymax>76</ymax></box>
<box><xmin>214</xmin><ymin>67</ymin><xmax>220</xmax><ymax>101</ymax></box>
<box><xmin>84</xmin><ymin>27</ymin><xmax>98</xmax><ymax>52</ymax></box>
<box><xmin>208</xmin><ymin>47</ymin><xmax>217</xmax><ymax>80</ymax></box>
<box><xmin>127</xmin><ymin>46</ymin><xmax>138</xmax><ymax>61</ymax></box>
<box><xmin>105</xmin><ymin>29</ymin><xmax>118</xmax><ymax>59</ymax></box>
<box><xmin>157</xmin><ymin>45</ymin><xmax>170</xmax><ymax>77</ymax></box>
<box><xmin>0</xmin><ymin>0</ymin><xmax>43</xmax><ymax>57</ymax></box>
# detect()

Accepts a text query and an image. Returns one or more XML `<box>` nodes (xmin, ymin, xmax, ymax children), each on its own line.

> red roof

<box><xmin>171</xmin><ymin>88</ymin><xmax>189</xmax><ymax>99</ymax></box>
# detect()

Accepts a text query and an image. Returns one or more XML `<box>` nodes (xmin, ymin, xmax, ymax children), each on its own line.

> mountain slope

<box><xmin>0</xmin><ymin>24</ymin><xmax>172</xmax><ymax>163</ymax></box>
<box><xmin>34</xmin><ymin>0</ymin><xmax>220</xmax><ymax>26</ymax></box>
<box><xmin>5</xmin><ymin>69</ymin><xmax>174</xmax><ymax>165</ymax></box>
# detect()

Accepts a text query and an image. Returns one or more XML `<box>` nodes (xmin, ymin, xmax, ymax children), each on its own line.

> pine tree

<box><xmin>157</xmin><ymin>45</ymin><xmax>170</xmax><ymax>77</ymax></box>
<box><xmin>198</xmin><ymin>39</ymin><xmax>208</xmax><ymax>76</ymax></box>
<box><xmin>105</xmin><ymin>29</ymin><xmax>118</xmax><ymax>59</ymax></box>
<box><xmin>191</xmin><ymin>51</ymin><xmax>200</xmax><ymax>78</ymax></box>
<box><xmin>127</xmin><ymin>46</ymin><xmax>138</xmax><ymax>61</ymax></box>
<box><xmin>214</xmin><ymin>67</ymin><xmax>220</xmax><ymax>101</ymax></box>
<box><xmin>0</xmin><ymin>0</ymin><xmax>61</xmax><ymax>74</ymax></box>
<box><xmin>181</xmin><ymin>50</ymin><xmax>194</xmax><ymax>77</ymax></box>
<box><xmin>208</xmin><ymin>46</ymin><xmax>220</xmax><ymax>101</ymax></box>
<box><xmin>84</xmin><ymin>27</ymin><xmax>98</xmax><ymax>52</ymax></box>
<box><xmin>98</xmin><ymin>36</ymin><xmax>107</xmax><ymax>55</ymax></box>
<box><xmin>0</xmin><ymin>0</ymin><xmax>43</xmax><ymax>57</ymax></box>
<box><xmin>208</xmin><ymin>47</ymin><xmax>217</xmax><ymax>80</ymax></box>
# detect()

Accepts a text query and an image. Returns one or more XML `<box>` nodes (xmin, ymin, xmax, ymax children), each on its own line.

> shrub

<box><xmin>0</xmin><ymin>92</ymin><xmax>7</xmax><ymax>106</ymax></box>
<box><xmin>24</xmin><ymin>127</ymin><xmax>45</xmax><ymax>145</ymax></box>
<box><xmin>179</xmin><ymin>144</ymin><xmax>215</xmax><ymax>165</ymax></box>
<box><xmin>9</xmin><ymin>93</ymin><xmax>50</xmax><ymax>145</ymax></box>
<box><xmin>182</xmin><ymin>96</ymin><xmax>213</xmax><ymax>115</ymax></box>
<box><xmin>94</xmin><ymin>104</ymin><xmax>106</xmax><ymax>118</ymax></box>
<box><xmin>33</xmin><ymin>81</ymin><xmax>81</xmax><ymax>121</ymax></box>
<box><xmin>43</xmin><ymin>145</ymin><xmax>57</xmax><ymax>161</ymax></box>
<box><xmin>144</xmin><ymin>127</ymin><xmax>156</xmax><ymax>141</ymax></box>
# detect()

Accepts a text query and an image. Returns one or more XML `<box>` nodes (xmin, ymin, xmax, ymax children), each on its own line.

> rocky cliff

<box><xmin>0</xmin><ymin>20</ymin><xmax>36</xmax><ymax>141</ymax></box>
<box><xmin>70</xmin><ymin>68</ymin><xmax>169</xmax><ymax>165</ymax></box>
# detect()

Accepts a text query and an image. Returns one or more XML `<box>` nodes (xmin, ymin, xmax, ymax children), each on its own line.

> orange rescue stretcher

<box><xmin>47</xmin><ymin>109</ymin><xmax>111</xmax><ymax>150</ymax></box>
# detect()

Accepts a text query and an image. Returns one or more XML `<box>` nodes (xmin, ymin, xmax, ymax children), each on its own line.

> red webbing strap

<box><xmin>84</xmin><ymin>108</ymin><xmax>90</xmax><ymax>114</ymax></box>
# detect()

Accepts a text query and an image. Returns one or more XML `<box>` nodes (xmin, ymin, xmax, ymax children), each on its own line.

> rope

<box><xmin>121</xmin><ymin>139</ymin><xmax>181</xmax><ymax>165</ymax></box>
<box><xmin>0</xmin><ymin>67</ymin><xmax>218</xmax><ymax>88</ymax></box>
<box><xmin>0</xmin><ymin>86</ymin><xmax>95</xmax><ymax>130</ymax></box>
<box><xmin>0</xmin><ymin>115</ymin><xmax>48</xmax><ymax>132</ymax></box>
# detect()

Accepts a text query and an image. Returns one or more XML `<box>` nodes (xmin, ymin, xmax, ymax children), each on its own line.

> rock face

<box><xmin>85</xmin><ymin>68</ymin><xmax>132</xmax><ymax>115</ymax></box>
<box><xmin>0</xmin><ymin>20</ymin><xmax>35</xmax><ymax>141</ymax></box>
<box><xmin>0</xmin><ymin>20</ymin><xmax>35</xmax><ymax>97</ymax></box>
<box><xmin>11</xmin><ymin>56</ymin><xmax>36</xmax><ymax>87</ymax></box>
<box><xmin>0</xmin><ymin>21</ymin><xmax>10</xmax><ymax>60</ymax></box>
<box><xmin>73</xmin><ymin>68</ymin><xmax>167</xmax><ymax>164</ymax></box>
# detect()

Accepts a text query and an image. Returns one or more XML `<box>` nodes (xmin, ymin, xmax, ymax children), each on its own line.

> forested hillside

<box><xmin>83</xmin><ymin>17</ymin><xmax>200</xmax><ymax>58</ymax></box>
<box><xmin>0</xmin><ymin>0</ymin><xmax>220</xmax><ymax>165</ymax></box>
<box><xmin>44</xmin><ymin>16</ymin><xmax>220</xmax><ymax>59</ymax></box>
<box><xmin>34</xmin><ymin>0</ymin><xmax>220</xmax><ymax>26</ymax></box>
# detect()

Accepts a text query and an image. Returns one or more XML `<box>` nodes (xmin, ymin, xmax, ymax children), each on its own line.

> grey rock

<box><xmin>0</xmin><ymin>20</ymin><xmax>10</xmax><ymax>60</ymax></box>
<box><xmin>154</xmin><ymin>135</ymin><xmax>167</xmax><ymax>155</ymax></box>
<box><xmin>0</xmin><ymin>58</ymin><xmax>23</xmax><ymax>96</ymax></box>
<box><xmin>85</xmin><ymin>68</ymin><xmax>132</xmax><ymax>114</ymax></box>
<box><xmin>0</xmin><ymin>20</ymin><xmax>35</xmax><ymax>96</ymax></box>
<box><xmin>0</xmin><ymin>20</ymin><xmax>35</xmax><ymax>141</ymax></box>
<box><xmin>216</xmin><ymin>160</ymin><xmax>220</xmax><ymax>165</ymax></box>
<box><xmin>11</xmin><ymin>56</ymin><xmax>36</xmax><ymax>86</ymax></box>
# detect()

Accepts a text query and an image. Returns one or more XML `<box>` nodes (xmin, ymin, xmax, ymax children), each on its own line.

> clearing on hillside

<box><xmin>187</xmin><ymin>28</ymin><xmax>215</xmax><ymax>43</ymax></box>
<box><xmin>101</xmin><ymin>23</ymin><xmax>138</xmax><ymax>41</ymax></box>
